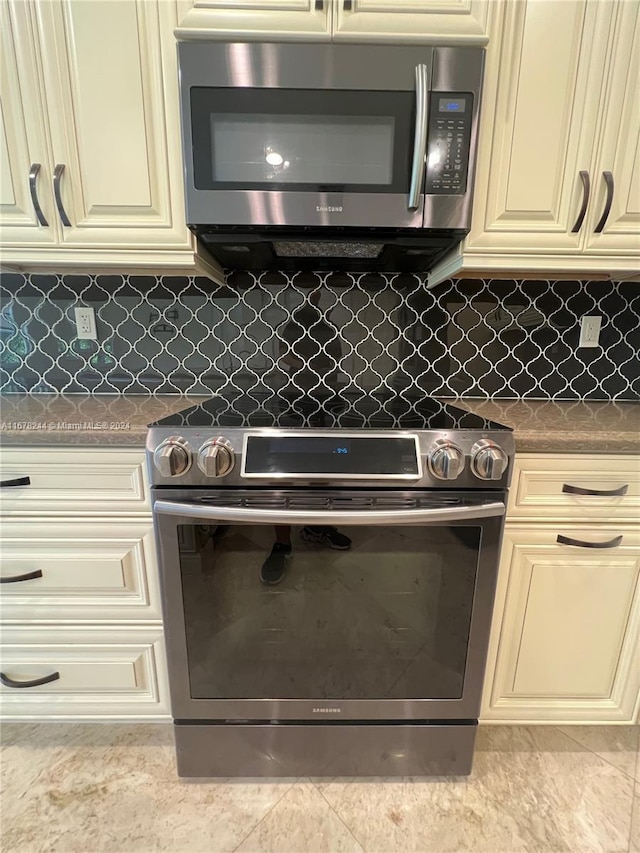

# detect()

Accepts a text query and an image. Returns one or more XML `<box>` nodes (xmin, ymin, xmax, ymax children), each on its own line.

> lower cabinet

<box><xmin>0</xmin><ymin>446</ymin><xmax>170</xmax><ymax>721</ymax></box>
<box><xmin>0</xmin><ymin>625</ymin><xmax>169</xmax><ymax>721</ymax></box>
<box><xmin>482</xmin><ymin>525</ymin><xmax>640</xmax><ymax>723</ymax></box>
<box><xmin>0</xmin><ymin>518</ymin><xmax>161</xmax><ymax>621</ymax></box>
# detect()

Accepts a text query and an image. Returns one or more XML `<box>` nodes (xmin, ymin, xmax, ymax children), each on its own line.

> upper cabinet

<box><xmin>462</xmin><ymin>0</ymin><xmax>640</xmax><ymax>275</ymax></box>
<box><xmin>333</xmin><ymin>0</ymin><xmax>490</xmax><ymax>44</ymax></box>
<box><xmin>583</xmin><ymin>0</ymin><xmax>640</xmax><ymax>256</ymax></box>
<box><xmin>0</xmin><ymin>2</ymin><xmax>57</xmax><ymax>248</ymax></box>
<box><xmin>175</xmin><ymin>0</ymin><xmax>333</xmax><ymax>41</ymax></box>
<box><xmin>175</xmin><ymin>0</ymin><xmax>490</xmax><ymax>43</ymax></box>
<box><xmin>0</xmin><ymin>0</ymin><xmax>196</xmax><ymax>271</ymax></box>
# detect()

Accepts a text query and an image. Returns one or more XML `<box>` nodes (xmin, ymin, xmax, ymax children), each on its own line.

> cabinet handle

<box><xmin>344</xmin><ymin>0</ymin><xmax>352</xmax><ymax>9</ymax></box>
<box><xmin>53</xmin><ymin>164</ymin><xmax>72</xmax><ymax>227</ymax></box>
<box><xmin>562</xmin><ymin>483</ymin><xmax>629</xmax><ymax>497</ymax></box>
<box><xmin>0</xmin><ymin>569</ymin><xmax>43</xmax><ymax>585</ymax></box>
<box><xmin>0</xmin><ymin>671</ymin><xmax>60</xmax><ymax>689</ymax></box>
<box><xmin>0</xmin><ymin>476</ymin><xmax>31</xmax><ymax>488</ymax></box>
<box><xmin>594</xmin><ymin>171</ymin><xmax>614</xmax><ymax>233</ymax></box>
<box><xmin>557</xmin><ymin>533</ymin><xmax>623</xmax><ymax>549</ymax></box>
<box><xmin>28</xmin><ymin>164</ymin><xmax>48</xmax><ymax>226</ymax></box>
<box><xmin>571</xmin><ymin>170</ymin><xmax>590</xmax><ymax>233</ymax></box>
<box><xmin>315</xmin><ymin>0</ymin><xmax>323</xmax><ymax>8</ymax></box>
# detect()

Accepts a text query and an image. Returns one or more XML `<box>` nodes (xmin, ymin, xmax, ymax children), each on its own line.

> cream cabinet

<box><xmin>459</xmin><ymin>0</ymin><xmax>640</xmax><ymax>278</ymax></box>
<box><xmin>176</xmin><ymin>0</ymin><xmax>490</xmax><ymax>43</ymax></box>
<box><xmin>176</xmin><ymin>0</ymin><xmax>332</xmax><ymax>40</ymax></box>
<box><xmin>0</xmin><ymin>446</ymin><xmax>170</xmax><ymax>721</ymax></box>
<box><xmin>321</xmin><ymin>0</ymin><xmax>490</xmax><ymax>44</ymax></box>
<box><xmin>0</xmin><ymin>2</ymin><xmax>57</xmax><ymax>248</ymax></box>
<box><xmin>482</xmin><ymin>454</ymin><xmax>640</xmax><ymax>725</ymax></box>
<box><xmin>0</xmin><ymin>447</ymin><xmax>150</xmax><ymax>517</ymax></box>
<box><xmin>0</xmin><ymin>0</ymin><xmax>199</xmax><ymax>271</ymax></box>
<box><xmin>0</xmin><ymin>626</ymin><xmax>169</xmax><ymax>721</ymax></box>
<box><xmin>0</xmin><ymin>518</ymin><xmax>162</xmax><ymax>622</ymax></box>
<box><xmin>583</xmin><ymin>0</ymin><xmax>640</xmax><ymax>255</ymax></box>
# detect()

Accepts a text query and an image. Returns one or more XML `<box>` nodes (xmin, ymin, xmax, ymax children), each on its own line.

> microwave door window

<box><xmin>211</xmin><ymin>115</ymin><xmax>394</xmax><ymax>187</ymax></box>
<box><xmin>190</xmin><ymin>88</ymin><xmax>413</xmax><ymax>194</ymax></box>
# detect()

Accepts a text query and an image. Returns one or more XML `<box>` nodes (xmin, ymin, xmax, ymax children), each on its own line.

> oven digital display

<box><xmin>243</xmin><ymin>436</ymin><xmax>419</xmax><ymax>477</ymax></box>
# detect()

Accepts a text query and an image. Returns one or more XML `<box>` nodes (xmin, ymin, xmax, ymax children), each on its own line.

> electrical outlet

<box><xmin>579</xmin><ymin>315</ymin><xmax>602</xmax><ymax>348</ymax></box>
<box><xmin>74</xmin><ymin>306</ymin><xmax>97</xmax><ymax>340</ymax></box>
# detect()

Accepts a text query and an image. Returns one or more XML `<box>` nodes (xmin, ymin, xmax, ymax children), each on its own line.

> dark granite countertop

<box><xmin>0</xmin><ymin>394</ymin><xmax>638</xmax><ymax>454</ymax></box>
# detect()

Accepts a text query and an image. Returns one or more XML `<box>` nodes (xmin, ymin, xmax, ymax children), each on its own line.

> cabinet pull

<box><xmin>594</xmin><ymin>171</ymin><xmax>614</xmax><ymax>233</ymax></box>
<box><xmin>557</xmin><ymin>533</ymin><xmax>623</xmax><ymax>549</ymax></box>
<box><xmin>344</xmin><ymin>0</ymin><xmax>352</xmax><ymax>9</ymax></box>
<box><xmin>0</xmin><ymin>476</ymin><xmax>31</xmax><ymax>488</ymax></box>
<box><xmin>315</xmin><ymin>0</ymin><xmax>323</xmax><ymax>8</ymax></box>
<box><xmin>0</xmin><ymin>569</ymin><xmax>43</xmax><ymax>585</ymax></box>
<box><xmin>0</xmin><ymin>671</ymin><xmax>60</xmax><ymax>689</ymax></box>
<box><xmin>562</xmin><ymin>483</ymin><xmax>629</xmax><ymax>497</ymax></box>
<box><xmin>571</xmin><ymin>170</ymin><xmax>590</xmax><ymax>233</ymax></box>
<box><xmin>53</xmin><ymin>164</ymin><xmax>72</xmax><ymax>227</ymax></box>
<box><xmin>28</xmin><ymin>164</ymin><xmax>48</xmax><ymax>226</ymax></box>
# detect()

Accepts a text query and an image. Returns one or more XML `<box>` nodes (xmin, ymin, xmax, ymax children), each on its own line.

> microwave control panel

<box><xmin>425</xmin><ymin>93</ymin><xmax>474</xmax><ymax>195</ymax></box>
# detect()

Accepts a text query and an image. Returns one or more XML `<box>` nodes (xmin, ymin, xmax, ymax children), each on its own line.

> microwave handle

<box><xmin>408</xmin><ymin>64</ymin><xmax>430</xmax><ymax>211</ymax></box>
<box><xmin>154</xmin><ymin>499</ymin><xmax>505</xmax><ymax>526</ymax></box>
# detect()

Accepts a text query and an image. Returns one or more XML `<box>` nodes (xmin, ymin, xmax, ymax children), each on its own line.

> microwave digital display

<box><xmin>439</xmin><ymin>99</ymin><xmax>466</xmax><ymax>113</ymax></box>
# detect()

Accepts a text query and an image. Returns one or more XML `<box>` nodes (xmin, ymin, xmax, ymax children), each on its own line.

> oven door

<box><xmin>154</xmin><ymin>489</ymin><xmax>505</xmax><ymax>722</ymax></box>
<box><xmin>179</xmin><ymin>42</ymin><xmax>431</xmax><ymax>229</ymax></box>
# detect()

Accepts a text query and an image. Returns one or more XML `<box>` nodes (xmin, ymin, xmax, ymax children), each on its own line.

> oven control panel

<box><xmin>425</xmin><ymin>92</ymin><xmax>474</xmax><ymax>196</ymax></box>
<box><xmin>148</xmin><ymin>429</ymin><xmax>514</xmax><ymax>489</ymax></box>
<box><xmin>242</xmin><ymin>434</ymin><xmax>420</xmax><ymax>480</ymax></box>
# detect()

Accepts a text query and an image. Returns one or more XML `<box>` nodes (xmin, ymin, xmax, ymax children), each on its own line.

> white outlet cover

<box><xmin>74</xmin><ymin>306</ymin><xmax>98</xmax><ymax>340</ymax></box>
<box><xmin>579</xmin><ymin>315</ymin><xmax>602</xmax><ymax>348</ymax></box>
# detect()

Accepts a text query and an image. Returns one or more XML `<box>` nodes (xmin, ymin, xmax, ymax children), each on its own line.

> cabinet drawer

<box><xmin>0</xmin><ymin>519</ymin><xmax>161</xmax><ymax>621</ymax></box>
<box><xmin>482</xmin><ymin>525</ymin><xmax>640</xmax><ymax>723</ymax></box>
<box><xmin>0</xmin><ymin>626</ymin><xmax>169</xmax><ymax>720</ymax></box>
<box><xmin>0</xmin><ymin>448</ymin><xmax>149</xmax><ymax>515</ymax></box>
<box><xmin>508</xmin><ymin>454</ymin><xmax>640</xmax><ymax>521</ymax></box>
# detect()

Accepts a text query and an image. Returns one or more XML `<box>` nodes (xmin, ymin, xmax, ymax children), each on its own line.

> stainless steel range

<box><xmin>147</xmin><ymin>393</ymin><xmax>514</xmax><ymax>777</ymax></box>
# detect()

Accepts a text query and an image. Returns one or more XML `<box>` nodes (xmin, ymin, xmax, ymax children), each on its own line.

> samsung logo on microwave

<box><xmin>313</xmin><ymin>707</ymin><xmax>342</xmax><ymax>714</ymax></box>
<box><xmin>316</xmin><ymin>205</ymin><xmax>343</xmax><ymax>213</ymax></box>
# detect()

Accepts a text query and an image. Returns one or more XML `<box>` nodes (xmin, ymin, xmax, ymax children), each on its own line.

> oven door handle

<box><xmin>153</xmin><ymin>499</ymin><xmax>505</xmax><ymax>526</ymax></box>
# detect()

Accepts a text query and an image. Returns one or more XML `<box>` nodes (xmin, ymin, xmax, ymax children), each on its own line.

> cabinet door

<box><xmin>0</xmin><ymin>518</ymin><xmax>161</xmax><ymax>622</ymax></box>
<box><xmin>175</xmin><ymin>0</ymin><xmax>332</xmax><ymax>40</ymax></box>
<box><xmin>0</xmin><ymin>625</ymin><xmax>169</xmax><ymax>720</ymax></box>
<box><xmin>584</xmin><ymin>1</ymin><xmax>640</xmax><ymax>256</ymax></box>
<box><xmin>466</xmin><ymin>0</ymin><xmax>614</xmax><ymax>256</ymax></box>
<box><xmin>482</xmin><ymin>526</ymin><xmax>640</xmax><ymax>723</ymax></box>
<box><xmin>0</xmin><ymin>447</ymin><xmax>150</xmax><ymax>516</ymax></box>
<box><xmin>333</xmin><ymin>0</ymin><xmax>489</xmax><ymax>44</ymax></box>
<box><xmin>0</xmin><ymin>1</ymin><xmax>57</xmax><ymax>247</ymax></box>
<box><xmin>31</xmin><ymin>0</ymin><xmax>190</xmax><ymax>252</ymax></box>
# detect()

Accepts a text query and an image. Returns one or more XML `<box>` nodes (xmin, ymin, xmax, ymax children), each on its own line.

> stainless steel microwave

<box><xmin>178</xmin><ymin>42</ymin><xmax>485</xmax><ymax>274</ymax></box>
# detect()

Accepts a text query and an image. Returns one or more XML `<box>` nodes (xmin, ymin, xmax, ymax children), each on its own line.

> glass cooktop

<box><xmin>149</xmin><ymin>392</ymin><xmax>512</xmax><ymax>432</ymax></box>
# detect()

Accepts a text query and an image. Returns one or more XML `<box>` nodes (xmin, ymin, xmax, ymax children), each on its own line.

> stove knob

<box><xmin>154</xmin><ymin>436</ymin><xmax>191</xmax><ymax>477</ymax></box>
<box><xmin>198</xmin><ymin>437</ymin><xmax>235</xmax><ymax>478</ymax></box>
<box><xmin>428</xmin><ymin>439</ymin><xmax>465</xmax><ymax>480</ymax></box>
<box><xmin>471</xmin><ymin>440</ymin><xmax>508</xmax><ymax>480</ymax></box>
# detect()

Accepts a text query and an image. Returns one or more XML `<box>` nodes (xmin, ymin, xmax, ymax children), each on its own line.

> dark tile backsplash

<box><xmin>1</xmin><ymin>270</ymin><xmax>638</xmax><ymax>400</ymax></box>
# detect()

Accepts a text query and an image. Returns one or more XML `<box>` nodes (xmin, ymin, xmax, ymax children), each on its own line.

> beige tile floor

<box><xmin>1</xmin><ymin>723</ymin><xmax>639</xmax><ymax>853</ymax></box>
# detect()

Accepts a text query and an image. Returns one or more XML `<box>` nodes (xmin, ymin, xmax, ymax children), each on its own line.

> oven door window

<box><xmin>190</xmin><ymin>88</ymin><xmax>413</xmax><ymax>193</ymax></box>
<box><xmin>178</xmin><ymin>523</ymin><xmax>480</xmax><ymax>700</ymax></box>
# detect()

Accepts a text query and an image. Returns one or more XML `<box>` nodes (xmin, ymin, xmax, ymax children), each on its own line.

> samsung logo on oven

<box><xmin>313</xmin><ymin>707</ymin><xmax>342</xmax><ymax>714</ymax></box>
<box><xmin>316</xmin><ymin>205</ymin><xmax>343</xmax><ymax>213</ymax></box>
